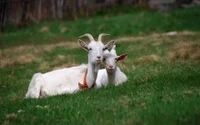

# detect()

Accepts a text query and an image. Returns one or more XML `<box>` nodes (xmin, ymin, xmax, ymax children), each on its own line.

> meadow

<box><xmin>0</xmin><ymin>6</ymin><xmax>200</xmax><ymax>125</ymax></box>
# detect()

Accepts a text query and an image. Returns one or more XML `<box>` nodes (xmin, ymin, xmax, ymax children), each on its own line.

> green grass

<box><xmin>1</xmin><ymin>6</ymin><xmax>200</xmax><ymax>48</ymax></box>
<box><xmin>0</xmin><ymin>6</ymin><xmax>200</xmax><ymax>125</ymax></box>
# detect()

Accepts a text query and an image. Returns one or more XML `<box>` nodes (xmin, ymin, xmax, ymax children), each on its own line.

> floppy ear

<box><xmin>103</xmin><ymin>40</ymin><xmax>115</xmax><ymax>51</ymax></box>
<box><xmin>78</xmin><ymin>39</ymin><xmax>89</xmax><ymax>51</ymax></box>
<box><xmin>116</xmin><ymin>54</ymin><xmax>128</xmax><ymax>61</ymax></box>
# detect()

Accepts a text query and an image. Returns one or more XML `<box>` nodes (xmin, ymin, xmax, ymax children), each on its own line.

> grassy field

<box><xmin>0</xmin><ymin>6</ymin><xmax>200</xmax><ymax>125</ymax></box>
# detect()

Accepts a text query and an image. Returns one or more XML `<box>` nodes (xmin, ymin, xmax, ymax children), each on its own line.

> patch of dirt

<box><xmin>180</xmin><ymin>31</ymin><xmax>198</xmax><ymax>36</ymax></box>
<box><xmin>52</xmin><ymin>55</ymin><xmax>68</xmax><ymax>66</ymax></box>
<box><xmin>169</xmin><ymin>48</ymin><xmax>200</xmax><ymax>62</ymax></box>
<box><xmin>52</xmin><ymin>55</ymin><xmax>79</xmax><ymax>70</ymax></box>
<box><xmin>0</xmin><ymin>45</ymin><xmax>39</xmax><ymax>68</ymax></box>
<box><xmin>41</xmin><ymin>42</ymin><xmax>78</xmax><ymax>52</ymax></box>
<box><xmin>117</xmin><ymin>31</ymin><xmax>199</xmax><ymax>43</ymax></box>
<box><xmin>117</xmin><ymin>36</ymin><xmax>145</xmax><ymax>42</ymax></box>
<box><xmin>158</xmin><ymin>31</ymin><xmax>197</xmax><ymax>37</ymax></box>
<box><xmin>175</xmin><ymin>41</ymin><xmax>200</xmax><ymax>48</ymax></box>
<box><xmin>168</xmin><ymin>42</ymin><xmax>200</xmax><ymax>62</ymax></box>
<box><xmin>40</xmin><ymin>26</ymin><xmax>50</xmax><ymax>32</ymax></box>
<box><xmin>0</xmin><ymin>41</ymin><xmax>79</xmax><ymax>68</ymax></box>
<box><xmin>6</xmin><ymin>113</ymin><xmax>18</xmax><ymax>120</ymax></box>
<box><xmin>1</xmin><ymin>31</ymin><xmax>199</xmax><ymax>68</ymax></box>
<box><xmin>38</xmin><ymin>61</ymin><xmax>51</xmax><ymax>71</ymax></box>
<box><xmin>133</xmin><ymin>54</ymin><xmax>160</xmax><ymax>65</ymax></box>
<box><xmin>60</xmin><ymin>27</ymin><xmax>69</xmax><ymax>33</ymax></box>
<box><xmin>18</xmin><ymin>54</ymin><xmax>36</xmax><ymax>63</ymax></box>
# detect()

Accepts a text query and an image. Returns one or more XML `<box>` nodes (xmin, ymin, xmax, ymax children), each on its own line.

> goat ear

<box><xmin>116</xmin><ymin>54</ymin><xmax>128</xmax><ymax>61</ymax></box>
<box><xmin>103</xmin><ymin>40</ymin><xmax>115</xmax><ymax>51</ymax></box>
<box><xmin>78</xmin><ymin>39</ymin><xmax>89</xmax><ymax>51</ymax></box>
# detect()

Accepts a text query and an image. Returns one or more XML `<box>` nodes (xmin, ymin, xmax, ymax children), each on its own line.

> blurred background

<box><xmin>0</xmin><ymin>0</ymin><xmax>199</xmax><ymax>31</ymax></box>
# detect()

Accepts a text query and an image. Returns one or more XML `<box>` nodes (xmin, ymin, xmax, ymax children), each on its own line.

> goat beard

<box><xmin>94</xmin><ymin>64</ymin><xmax>100</xmax><ymax>73</ymax></box>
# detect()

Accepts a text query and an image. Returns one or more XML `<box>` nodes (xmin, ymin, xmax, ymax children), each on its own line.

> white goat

<box><xmin>25</xmin><ymin>33</ymin><xmax>115</xmax><ymax>98</ymax></box>
<box><xmin>95</xmin><ymin>45</ymin><xmax>128</xmax><ymax>88</ymax></box>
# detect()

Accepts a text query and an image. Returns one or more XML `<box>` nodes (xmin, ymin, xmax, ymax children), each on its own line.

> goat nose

<box><xmin>109</xmin><ymin>65</ymin><xmax>113</xmax><ymax>69</ymax></box>
<box><xmin>97</xmin><ymin>56</ymin><xmax>101</xmax><ymax>59</ymax></box>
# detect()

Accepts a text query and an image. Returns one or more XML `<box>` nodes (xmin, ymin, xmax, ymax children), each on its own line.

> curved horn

<box><xmin>98</xmin><ymin>33</ymin><xmax>110</xmax><ymax>42</ymax></box>
<box><xmin>79</xmin><ymin>33</ymin><xmax>95</xmax><ymax>41</ymax></box>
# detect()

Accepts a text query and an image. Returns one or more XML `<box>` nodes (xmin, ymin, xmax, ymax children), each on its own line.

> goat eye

<box><xmin>89</xmin><ymin>48</ymin><xmax>92</xmax><ymax>51</ymax></box>
<box><xmin>103</xmin><ymin>58</ymin><xmax>106</xmax><ymax>61</ymax></box>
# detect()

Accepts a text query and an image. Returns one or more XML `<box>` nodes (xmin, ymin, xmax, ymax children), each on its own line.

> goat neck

<box><xmin>86</xmin><ymin>57</ymin><xmax>100</xmax><ymax>88</ymax></box>
<box><xmin>106</xmin><ymin>67</ymin><xmax>116</xmax><ymax>83</ymax></box>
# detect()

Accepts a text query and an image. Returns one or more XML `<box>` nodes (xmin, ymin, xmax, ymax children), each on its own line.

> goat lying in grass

<box><xmin>25</xmin><ymin>33</ymin><xmax>115</xmax><ymax>98</ymax></box>
<box><xmin>95</xmin><ymin>45</ymin><xmax>128</xmax><ymax>88</ymax></box>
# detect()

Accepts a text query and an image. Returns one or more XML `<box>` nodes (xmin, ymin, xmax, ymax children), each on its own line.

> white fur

<box><xmin>26</xmin><ymin>64</ymin><xmax>87</xmax><ymax>98</ymax></box>
<box><xmin>95</xmin><ymin>45</ymin><xmax>128</xmax><ymax>88</ymax></box>
<box><xmin>25</xmin><ymin>33</ymin><xmax>115</xmax><ymax>98</ymax></box>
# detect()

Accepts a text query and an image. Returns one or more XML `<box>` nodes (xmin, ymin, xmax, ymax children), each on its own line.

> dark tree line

<box><xmin>0</xmin><ymin>0</ymin><xmax>195</xmax><ymax>31</ymax></box>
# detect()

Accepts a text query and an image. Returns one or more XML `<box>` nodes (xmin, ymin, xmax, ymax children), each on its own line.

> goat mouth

<box><xmin>95</xmin><ymin>60</ymin><xmax>102</xmax><ymax>63</ymax></box>
<box><xmin>107</xmin><ymin>68</ymin><xmax>114</xmax><ymax>72</ymax></box>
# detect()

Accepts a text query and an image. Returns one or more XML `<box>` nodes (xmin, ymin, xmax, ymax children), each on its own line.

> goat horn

<box><xmin>112</xmin><ymin>45</ymin><xmax>116</xmax><ymax>50</ymax></box>
<box><xmin>98</xmin><ymin>33</ymin><xmax>110</xmax><ymax>42</ymax></box>
<box><xmin>79</xmin><ymin>33</ymin><xmax>95</xmax><ymax>41</ymax></box>
<box><xmin>111</xmin><ymin>45</ymin><xmax>117</xmax><ymax>56</ymax></box>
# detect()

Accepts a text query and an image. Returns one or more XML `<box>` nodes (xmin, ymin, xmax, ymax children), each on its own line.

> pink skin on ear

<box><xmin>103</xmin><ymin>40</ymin><xmax>115</xmax><ymax>51</ymax></box>
<box><xmin>78</xmin><ymin>39</ymin><xmax>89</xmax><ymax>51</ymax></box>
<box><xmin>116</xmin><ymin>54</ymin><xmax>128</xmax><ymax>61</ymax></box>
